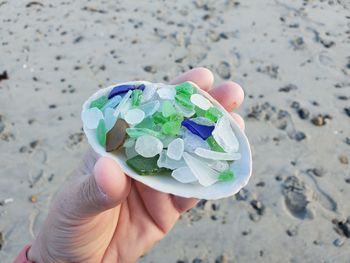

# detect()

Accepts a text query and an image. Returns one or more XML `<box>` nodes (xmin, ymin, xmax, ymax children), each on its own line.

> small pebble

<box><xmin>297</xmin><ymin>108</ymin><xmax>310</xmax><ymax>119</ymax></box>
<box><xmin>344</xmin><ymin>108</ymin><xmax>350</xmax><ymax>118</ymax></box>
<box><xmin>29</xmin><ymin>195</ymin><xmax>37</xmax><ymax>203</ymax></box>
<box><xmin>333</xmin><ymin>238</ymin><xmax>345</xmax><ymax>247</ymax></box>
<box><xmin>290</xmin><ymin>101</ymin><xmax>300</xmax><ymax>109</ymax></box>
<box><xmin>216</xmin><ymin>61</ymin><xmax>231</xmax><ymax>79</ymax></box>
<box><xmin>135</xmin><ymin>135</ymin><xmax>163</xmax><ymax>157</ymax></box>
<box><xmin>311</xmin><ymin>115</ymin><xmax>326</xmax><ymax>126</ymax></box>
<box><xmin>339</xmin><ymin>155</ymin><xmax>349</xmax><ymax>165</ymax></box>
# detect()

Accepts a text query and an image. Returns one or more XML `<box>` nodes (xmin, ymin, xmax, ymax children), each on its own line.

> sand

<box><xmin>0</xmin><ymin>0</ymin><xmax>349</xmax><ymax>262</ymax></box>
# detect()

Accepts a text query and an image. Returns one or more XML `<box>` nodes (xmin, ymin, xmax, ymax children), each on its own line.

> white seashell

<box><xmin>82</xmin><ymin>80</ymin><xmax>252</xmax><ymax>200</ymax></box>
<box><xmin>194</xmin><ymin>148</ymin><xmax>241</xmax><ymax>161</ymax></box>
<box><xmin>82</xmin><ymin>108</ymin><xmax>103</xmax><ymax>129</ymax></box>
<box><xmin>171</xmin><ymin>167</ymin><xmax>197</xmax><ymax>184</ymax></box>
<box><xmin>190</xmin><ymin>93</ymin><xmax>212</xmax><ymax>110</ymax></box>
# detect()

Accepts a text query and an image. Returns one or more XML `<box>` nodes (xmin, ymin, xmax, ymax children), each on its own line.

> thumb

<box><xmin>74</xmin><ymin>157</ymin><xmax>131</xmax><ymax>217</ymax></box>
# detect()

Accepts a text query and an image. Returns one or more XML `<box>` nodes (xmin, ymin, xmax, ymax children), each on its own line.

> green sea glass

<box><xmin>126</xmin><ymin>155</ymin><xmax>163</xmax><ymax>175</ymax></box>
<box><xmin>162</xmin><ymin>101</ymin><xmax>177</xmax><ymax>118</ymax></box>
<box><xmin>175</xmin><ymin>93</ymin><xmax>194</xmax><ymax>110</ymax></box>
<box><xmin>175</xmin><ymin>82</ymin><xmax>194</xmax><ymax>96</ymax></box>
<box><xmin>195</xmin><ymin>106</ymin><xmax>206</xmax><ymax>117</ymax></box>
<box><xmin>126</xmin><ymin>128</ymin><xmax>160</xmax><ymax>138</ymax></box>
<box><xmin>206</xmin><ymin>136</ymin><xmax>224</xmax><ymax>152</ymax></box>
<box><xmin>205</xmin><ymin>107</ymin><xmax>223</xmax><ymax>122</ymax></box>
<box><xmin>218</xmin><ymin>170</ymin><xmax>235</xmax><ymax>181</ymax></box>
<box><xmin>135</xmin><ymin>116</ymin><xmax>155</xmax><ymax>129</ymax></box>
<box><xmin>152</xmin><ymin>112</ymin><xmax>168</xmax><ymax>125</ymax></box>
<box><xmin>90</xmin><ymin>95</ymin><xmax>108</xmax><ymax>109</ymax></box>
<box><xmin>132</xmin><ymin>89</ymin><xmax>142</xmax><ymax>107</ymax></box>
<box><xmin>97</xmin><ymin>119</ymin><xmax>107</xmax><ymax>146</ymax></box>
<box><xmin>162</xmin><ymin>121</ymin><xmax>181</xmax><ymax>136</ymax></box>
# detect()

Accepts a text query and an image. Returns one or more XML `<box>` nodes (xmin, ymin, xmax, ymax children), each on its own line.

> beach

<box><xmin>0</xmin><ymin>0</ymin><xmax>349</xmax><ymax>262</ymax></box>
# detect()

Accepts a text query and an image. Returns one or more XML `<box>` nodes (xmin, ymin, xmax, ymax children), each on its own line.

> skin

<box><xmin>28</xmin><ymin>68</ymin><xmax>245</xmax><ymax>263</ymax></box>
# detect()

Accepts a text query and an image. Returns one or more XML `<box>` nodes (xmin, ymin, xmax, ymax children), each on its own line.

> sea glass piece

<box><xmin>157</xmin><ymin>86</ymin><xmax>176</xmax><ymax>100</ymax></box>
<box><xmin>175</xmin><ymin>82</ymin><xmax>194</xmax><ymax>96</ymax></box>
<box><xmin>108</xmin><ymin>84</ymin><xmax>145</xmax><ymax>99</ymax></box>
<box><xmin>182</xmin><ymin>128</ymin><xmax>210</xmax><ymax>152</ymax></box>
<box><xmin>132</xmin><ymin>89</ymin><xmax>142</xmax><ymax>106</ymax></box>
<box><xmin>182</xmin><ymin>152</ymin><xmax>219</xmax><ymax>187</ymax></box>
<box><xmin>205</xmin><ymin>107</ymin><xmax>223</xmax><ymax>122</ymax></box>
<box><xmin>82</xmin><ymin>108</ymin><xmax>104</xmax><ymax>129</ymax></box>
<box><xmin>195</xmin><ymin>106</ymin><xmax>206</xmax><ymax>117</ymax></box>
<box><xmin>97</xmin><ymin>119</ymin><xmax>107</xmax><ymax>146</ymax></box>
<box><xmin>104</xmin><ymin>107</ymin><xmax>117</xmax><ymax>131</ymax></box>
<box><xmin>157</xmin><ymin>150</ymin><xmax>186</xmax><ymax>170</ymax></box>
<box><xmin>126</xmin><ymin>155</ymin><xmax>163</xmax><ymax>175</ymax></box>
<box><xmin>171</xmin><ymin>167</ymin><xmax>197</xmax><ymax>183</ymax></box>
<box><xmin>175</xmin><ymin>93</ymin><xmax>194</xmax><ymax>110</ymax></box>
<box><xmin>123</xmin><ymin>138</ymin><xmax>135</xmax><ymax>148</ymax></box>
<box><xmin>125</xmin><ymin>145</ymin><xmax>138</xmax><ymax>159</ymax></box>
<box><xmin>209</xmin><ymin>161</ymin><xmax>230</xmax><ymax>172</ymax></box>
<box><xmin>124</xmin><ymin>109</ymin><xmax>145</xmax><ymax>125</ymax></box>
<box><xmin>106</xmin><ymin>119</ymin><xmax>129</xmax><ymax>152</ymax></box>
<box><xmin>141</xmin><ymin>84</ymin><xmax>157</xmax><ymax>103</ymax></box>
<box><xmin>126</xmin><ymin>128</ymin><xmax>161</xmax><ymax>138</ymax></box>
<box><xmin>162</xmin><ymin>121</ymin><xmax>181</xmax><ymax>136</ymax></box>
<box><xmin>191</xmin><ymin>117</ymin><xmax>214</xmax><ymax>126</ymax></box>
<box><xmin>152</xmin><ymin>111</ymin><xmax>168</xmax><ymax>125</ymax></box>
<box><xmin>159</xmin><ymin>135</ymin><xmax>177</xmax><ymax>148</ymax></box>
<box><xmin>218</xmin><ymin>170</ymin><xmax>235</xmax><ymax>181</ymax></box>
<box><xmin>167</xmin><ymin>138</ymin><xmax>184</xmax><ymax>160</ymax></box>
<box><xmin>135</xmin><ymin>135</ymin><xmax>163</xmax><ymax>157</ymax></box>
<box><xmin>90</xmin><ymin>95</ymin><xmax>108</xmax><ymax>109</ymax></box>
<box><xmin>190</xmin><ymin>94</ymin><xmax>212</xmax><ymax>110</ymax></box>
<box><xmin>181</xmin><ymin>119</ymin><xmax>214</xmax><ymax>140</ymax></box>
<box><xmin>212</xmin><ymin>116</ymin><xmax>239</xmax><ymax>153</ymax></box>
<box><xmin>194</xmin><ymin>147</ymin><xmax>241</xmax><ymax>160</ymax></box>
<box><xmin>101</xmin><ymin>95</ymin><xmax>122</xmax><ymax>112</ymax></box>
<box><xmin>139</xmin><ymin>100</ymin><xmax>160</xmax><ymax>117</ymax></box>
<box><xmin>174</xmin><ymin>103</ymin><xmax>196</xmax><ymax>118</ymax></box>
<box><xmin>135</xmin><ymin>116</ymin><xmax>155</xmax><ymax>129</ymax></box>
<box><xmin>162</xmin><ymin>101</ymin><xmax>177</xmax><ymax>118</ymax></box>
<box><xmin>114</xmin><ymin>90</ymin><xmax>132</xmax><ymax>118</ymax></box>
<box><xmin>206</xmin><ymin>136</ymin><xmax>224</xmax><ymax>152</ymax></box>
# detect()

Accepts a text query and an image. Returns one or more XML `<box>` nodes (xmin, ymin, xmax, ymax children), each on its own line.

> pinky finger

<box><xmin>230</xmin><ymin>112</ymin><xmax>245</xmax><ymax>132</ymax></box>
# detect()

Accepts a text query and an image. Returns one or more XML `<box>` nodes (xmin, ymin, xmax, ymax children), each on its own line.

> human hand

<box><xmin>28</xmin><ymin>68</ymin><xmax>245</xmax><ymax>263</ymax></box>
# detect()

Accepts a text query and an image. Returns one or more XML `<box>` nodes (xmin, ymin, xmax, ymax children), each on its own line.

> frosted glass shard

<box><xmin>174</xmin><ymin>103</ymin><xmax>195</xmax><ymax>118</ymax></box>
<box><xmin>104</xmin><ymin>108</ymin><xmax>117</xmax><ymax>131</ymax></box>
<box><xmin>171</xmin><ymin>167</ymin><xmax>197</xmax><ymax>183</ymax></box>
<box><xmin>191</xmin><ymin>117</ymin><xmax>214</xmax><ymax>126</ymax></box>
<box><xmin>194</xmin><ymin>148</ymin><xmax>241</xmax><ymax>160</ymax></box>
<box><xmin>208</xmin><ymin>160</ymin><xmax>230</xmax><ymax>172</ymax></box>
<box><xmin>125</xmin><ymin>145</ymin><xmax>138</xmax><ymax>159</ymax></box>
<box><xmin>102</xmin><ymin>95</ymin><xmax>122</xmax><ymax>112</ymax></box>
<box><xmin>157</xmin><ymin>86</ymin><xmax>176</xmax><ymax>100</ymax></box>
<box><xmin>166</xmin><ymin>138</ymin><xmax>184</xmax><ymax>160</ymax></box>
<box><xmin>135</xmin><ymin>135</ymin><xmax>163</xmax><ymax>158</ymax></box>
<box><xmin>141</xmin><ymin>84</ymin><xmax>157</xmax><ymax>103</ymax></box>
<box><xmin>124</xmin><ymin>109</ymin><xmax>145</xmax><ymax>125</ymax></box>
<box><xmin>123</xmin><ymin>138</ymin><xmax>135</xmax><ymax>148</ymax></box>
<box><xmin>212</xmin><ymin>116</ymin><xmax>239</xmax><ymax>153</ymax></box>
<box><xmin>182</xmin><ymin>152</ymin><xmax>219</xmax><ymax>187</ymax></box>
<box><xmin>139</xmin><ymin>100</ymin><xmax>160</xmax><ymax>117</ymax></box>
<box><xmin>113</xmin><ymin>90</ymin><xmax>132</xmax><ymax>118</ymax></box>
<box><xmin>190</xmin><ymin>94</ymin><xmax>212</xmax><ymax>110</ymax></box>
<box><xmin>82</xmin><ymin>108</ymin><xmax>104</xmax><ymax>129</ymax></box>
<box><xmin>157</xmin><ymin>150</ymin><xmax>186</xmax><ymax>170</ymax></box>
<box><xmin>182</xmin><ymin>128</ymin><xmax>210</xmax><ymax>153</ymax></box>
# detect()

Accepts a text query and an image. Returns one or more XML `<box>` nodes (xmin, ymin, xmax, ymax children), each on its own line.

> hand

<box><xmin>28</xmin><ymin>68</ymin><xmax>245</xmax><ymax>263</ymax></box>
